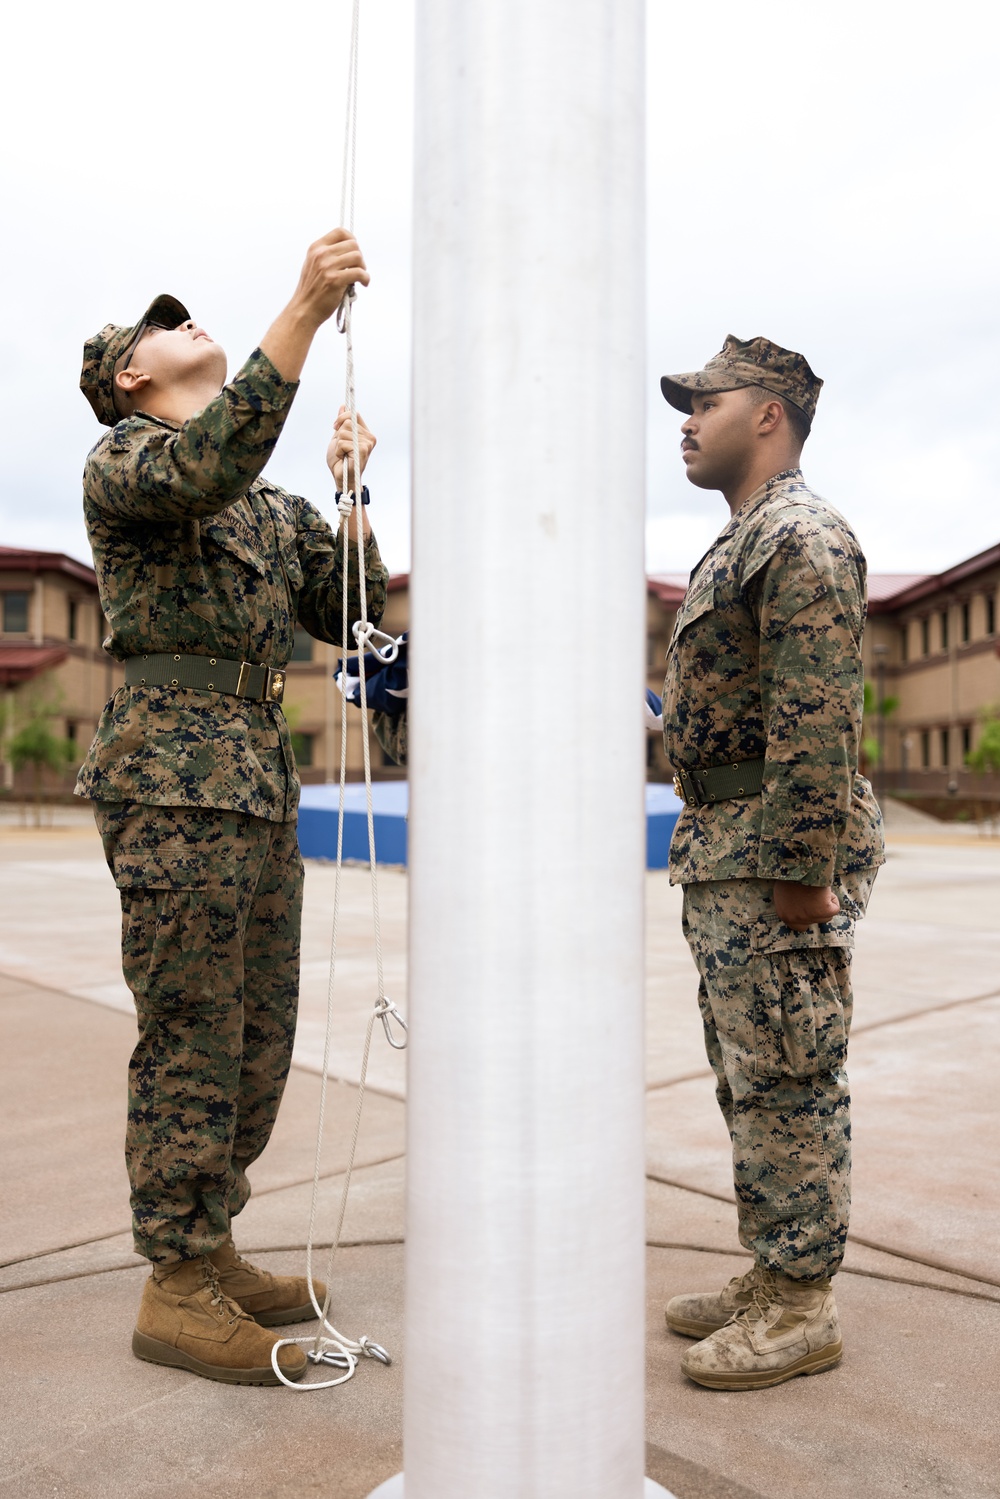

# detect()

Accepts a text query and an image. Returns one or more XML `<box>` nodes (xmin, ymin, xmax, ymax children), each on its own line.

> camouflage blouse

<box><xmin>662</xmin><ymin>469</ymin><xmax>884</xmax><ymax>887</ymax></box>
<box><xmin>76</xmin><ymin>348</ymin><xmax>388</xmax><ymax>822</ymax></box>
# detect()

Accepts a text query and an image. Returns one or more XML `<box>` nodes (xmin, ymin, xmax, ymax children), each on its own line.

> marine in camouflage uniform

<box><xmin>657</xmin><ymin>336</ymin><xmax>884</xmax><ymax>1391</ymax></box>
<box><xmin>77</xmin><ymin>244</ymin><xmax>387</xmax><ymax>1384</ymax></box>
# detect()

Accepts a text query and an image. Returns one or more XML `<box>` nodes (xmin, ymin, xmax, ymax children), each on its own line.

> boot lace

<box><xmin>200</xmin><ymin>1258</ymin><xmax>250</xmax><ymax>1326</ymax></box>
<box><xmin>731</xmin><ymin>1267</ymin><xmax>778</xmax><ymax>1328</ymax></box>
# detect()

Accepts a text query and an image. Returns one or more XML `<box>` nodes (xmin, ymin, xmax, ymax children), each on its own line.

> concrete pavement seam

<box><xmin>643</xmin><ymin>988</ymin><xmax>1000</xmax><ymax>1098</ymax></box>
<box><xmin>646</xmin><ymin>1170</ymin><xmax>1000</xmax><ymax>1292</ymax></box>
<box><xmin>646</xmin><ymin>1241</ymin><xmax>1000</xmax><ymax>1306</ymax></box>
<box><xmin>0</xmin><ymin>1240</ymin><xmax>406</xmax><ymax>1296</ymax></box>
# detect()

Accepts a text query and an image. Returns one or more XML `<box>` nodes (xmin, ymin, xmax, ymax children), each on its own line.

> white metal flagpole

<box><xmin>368</xmin><ymin>0</ymin><xmax>669</xmax><ymax>1494</ymax></box>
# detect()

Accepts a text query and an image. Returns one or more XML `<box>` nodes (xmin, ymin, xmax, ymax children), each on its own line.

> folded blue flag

<box><xmin>334</xmin><ymin>633</ymin><xmax>409</xmax><ymax>717</ymax></box>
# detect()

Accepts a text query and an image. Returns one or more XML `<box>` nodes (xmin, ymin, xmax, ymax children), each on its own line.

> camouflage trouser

<box><xmin>95</xmin><ymin>801</ymin><xmax>303</xmax><ymax>1264</ymax></box>
<box><xmin>681</xmin><ymin>869</ymin><xmax>878</xmax><ymax>1281</ymax></box>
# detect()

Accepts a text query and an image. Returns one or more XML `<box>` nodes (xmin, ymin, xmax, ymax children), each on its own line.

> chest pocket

<box><xmin>201</xmin><ymin>503</ymin><xmax>269</xmax><ymax>576</ymax></box>
<box><xmin>671</xmin><ymin>577</ymin><xmax>715</xmax><ymax>645</ymax></box>
<box><xmin>249</xmin><ymin>485</ymin><xmax>303</xmax><ymax>595</ymax></box>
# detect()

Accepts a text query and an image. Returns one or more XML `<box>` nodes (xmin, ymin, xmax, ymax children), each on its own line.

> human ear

<box><xmin>758</xmin><ymin>399</ymin><xmax>783</xmax><ymax>435</ymax></box>
<box><xmin>115</xmin><ymin>368</ymin><xmax>150</xmax><ymax>396</ymax></box>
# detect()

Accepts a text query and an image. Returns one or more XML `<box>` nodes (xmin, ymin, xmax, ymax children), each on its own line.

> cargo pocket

<box><xmin>750</xmin><ymin>916</ymin><xmax>854</xmax><ymax>1078</ymax></box>
<box><xmin>113</xmin><ymin>846</ymin><xmax>217</xmax><ymax>1014</ymax></box>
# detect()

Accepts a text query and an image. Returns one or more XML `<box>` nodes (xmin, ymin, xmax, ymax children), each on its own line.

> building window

<box><xmin>940</xmin><ymin>727</ymin><xmax>950</xmax><ymax>767</ymax></box>
<box><xmin>920</xmin><ymin>730</ymin><xmax>930</xmax><ymax>768</ymax></box>
<box><xmin>962</xmin><ymin>724</ymin><xmax>972</xmax><ymax>761</ymax></box>
<box><xmin>291</xmin><ymin>627</ymin><xmax>314</xmax><ymax>662</ymax></box>
<box><xmin>988</xmin><ymin>595</ymin><xmax>997</xmax><ymax>637</ymax></box>
<box><xmin>939</xmin><ymin>610</ymin><xmax>949</xmax><ymax>651</ymax></box>
<box><xmin>291</xmin><ymin>731</ymin><xmax>314</xmax><ymax>767</ymax></box>
<box><xmin>960</xmin><ymin>601</ymin><xmax>970</xmax><ymax>643</ymax></box>
<box><xmin>920</xmin><ymin>618</ymin><xmax>930</xmax><ymax>656</ymax></box>
<box><xmin>66</xmin><ymin>721</ymin><xmax>78</xmax><ymax>745</ymax></box>
<box><xmin>900</xmin><ymin>625</ymin><xmax>908</xmax><ymax>663</ymax></box>
<box><xmin>68</xmin><ymin>599</ymin><xmax>78</xmax><ymax>641</ymax></box>
<box><xmin>3</xmin><ymin>592</ymin><xmax>30</xmax><ymax>634</ymax></box>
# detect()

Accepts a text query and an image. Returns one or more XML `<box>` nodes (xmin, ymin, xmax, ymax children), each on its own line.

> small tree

<box><xmin>966</xmin><ymin>709</ymin><xmax>1000</xmax><ymax>833</ymax></box>
<box><xmin>861</xmin><ymin>680</ymin><xmax>899</xmax><ymax>772</ymax></box>
<box><xmin>6</xmin><ymin>690</ymin><xmax>78</xmax><ymax>824</ymax></box>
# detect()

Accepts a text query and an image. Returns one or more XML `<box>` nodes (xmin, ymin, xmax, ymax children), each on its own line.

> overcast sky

<box><xmin>2</xmin><ymin>1</ymin><xmax>997</xmax><ymax>581</ymax></box>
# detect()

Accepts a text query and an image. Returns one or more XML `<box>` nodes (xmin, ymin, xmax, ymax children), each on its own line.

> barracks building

<box><xmin>3</xmin><ymin>542</ymin><xmax>999</xmax><ymax>807</ymax></box>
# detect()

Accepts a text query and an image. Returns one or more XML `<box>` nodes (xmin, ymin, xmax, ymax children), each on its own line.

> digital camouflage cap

<box><xmin>80</xmin><ymin>293</ymin><xmax>191</xmax><ymax>426</ymax></box>
<box><xmin>660</xmin><ymin>334</ymin><xmax>823</xmax><ymax>428</ymax></box>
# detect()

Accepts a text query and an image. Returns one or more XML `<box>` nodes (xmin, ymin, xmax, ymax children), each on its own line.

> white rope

<box><xmin>271</xmin><ymin>0</ymin><xmax>403</xmax><ymax>1390</ymax></box>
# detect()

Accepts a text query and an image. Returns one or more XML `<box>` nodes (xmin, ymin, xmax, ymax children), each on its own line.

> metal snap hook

<box><xmin>374</xmin><ymin>996</ymin><xmax>408</xmax><ymax>1050</ymax></box>
<box><xmin>352</xmin><ymin>620</ymin><xmax>400</xmax><ymax>664</ymax></box>
<box><xmin>359</xmin><ymin>1337</ymin><xmax>392</xmax><ymax>1365</ymax></box>
<box><xmin>307</xmin><ymin>1348</ymin><xmax>353</xmax><ymax>1370</ymax></box>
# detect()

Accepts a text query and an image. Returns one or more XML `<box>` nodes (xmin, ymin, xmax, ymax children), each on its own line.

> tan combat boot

<box><xmin>680</xmin><ymin>1268</ymin><xmax>842</xmax><ymax>1390</ymax></box>
<box><xmin>665</xmin><ymin>1264</ymin><xmax>764</xmax><ymax>1339</ymax></box>
<box><xmin>209</xmin><ymin>1235</ymin><xmax>327</xmax><ymax>1326</ymax></box>
<box><xmin>133</xmin><ymin>1257</ymin><xmax>308</xmax><ymax>1385</ymax></box>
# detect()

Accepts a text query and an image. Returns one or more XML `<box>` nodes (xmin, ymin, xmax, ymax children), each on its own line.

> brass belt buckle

<box><xmin>265</xmin><ymin>667</ymin><xmax>285</xmax><ymax>704</ymax></box>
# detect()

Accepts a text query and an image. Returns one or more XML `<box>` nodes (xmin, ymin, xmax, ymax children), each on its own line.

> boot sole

<box><xmin>682</xmin><ymin>1339</ymin><xmax>843</xmax><ymax>1391</ymax></box>
<box><xmin>665</xmin><ymin>1312</ymin><xmax>730</xmax><ymax>1339</ymax></box>
<box><xmin>132</xmin><ymin>1329</ymin><xmax>306</xmax><ymax>1386</ymax></box>
<box><xmin>249</xmin><ymin>1303</ymin><xmax>319</xmax><ymax>1327</ymax></box>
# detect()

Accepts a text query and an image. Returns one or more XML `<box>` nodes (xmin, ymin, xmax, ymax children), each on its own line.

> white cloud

<box><xmin>1</xmin><ymin>0</ymin><xmax>996</xmax><ymax>581</ymax></box>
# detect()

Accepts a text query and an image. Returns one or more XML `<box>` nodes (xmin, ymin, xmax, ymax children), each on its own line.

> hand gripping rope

<box><xmin>271</xmin><ymin>0</ymin><xmax>406</xmax><ymax>1390</ymax></box>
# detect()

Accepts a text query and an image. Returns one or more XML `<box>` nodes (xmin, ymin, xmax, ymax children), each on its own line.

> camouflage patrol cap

<box><xmin>80</xmin><ymin>293</ymin><xmax>191</xmax><ymax>426</ymax></box>
<box><xmin>660</xmin><ymin>334</ymin><xmax>823</xmax><ymax>428</ymax></box>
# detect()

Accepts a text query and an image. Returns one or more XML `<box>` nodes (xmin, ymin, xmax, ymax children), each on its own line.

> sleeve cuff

<box><xmin>756</xmin><ymin>842</ymin><xmax>837</xmax><ymax>886</ymax></box>
<box><xmin>230</xmin><ymin>348</ymin><xmax>300</xmax><ymax>414</ymax></box>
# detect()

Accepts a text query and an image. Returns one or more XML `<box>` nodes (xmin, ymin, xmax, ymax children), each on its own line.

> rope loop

<box><xmin>336</xmin><ymin>283</ymin><xmax>357</xmax><ymax>333</ymax></box>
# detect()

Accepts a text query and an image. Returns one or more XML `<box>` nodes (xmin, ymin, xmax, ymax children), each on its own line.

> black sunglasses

<box><xmin>118</xmin><ymin>316</ymin><xmax>180</xmax><ymax>376</ymax></box>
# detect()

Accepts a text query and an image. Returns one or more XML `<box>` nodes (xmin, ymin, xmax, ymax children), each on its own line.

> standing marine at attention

<box><xmin>77</xmin><ymin>229</ymin><xmax>388</xmax><ymax>1386</ymax></box>
<box><xmin>658</xmin><ymin>335</ymin><xmax>883</xmax><ymax>1390</ymax></box>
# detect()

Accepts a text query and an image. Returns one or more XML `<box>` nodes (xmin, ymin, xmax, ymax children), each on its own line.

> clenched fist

<box><xmin>328</xmin><ymin>406</ymin><xmax>376</xmax><ymax>489</ymax></box>
<box><xmin>291</xmin><ymin>229</ymin><xmax>369</xmax><ymax>330</ymax></box>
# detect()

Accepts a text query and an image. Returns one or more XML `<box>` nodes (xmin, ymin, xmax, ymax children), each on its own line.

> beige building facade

<box><xmin>864</xmin><ymin>544</ymin><xmax>1000</xmax><ymax>800</ymax></box>
<box><xmin>0</xmin><ymin>547</ymin><xmax>122</xmax><ymax>794</ymax></box>
<box><xmin>5</xmin><ymin>539</ymin><xmax>998</xmax><ymax>804</ymax></box>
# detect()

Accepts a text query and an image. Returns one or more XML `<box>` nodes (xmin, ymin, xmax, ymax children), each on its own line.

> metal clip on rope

<box><xmin>352</xmin><ymin>620</ymin><xmax>400</xmax><ymax>662</ymax></box>
<box><xmin>375</xmin><ymin>996</ymin><xmax>408</xmax><ymax>1050</ymax></box>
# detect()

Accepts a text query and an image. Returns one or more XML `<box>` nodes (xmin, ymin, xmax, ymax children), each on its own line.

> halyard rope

<box><xmin>271</xmin><ymin>0</ymin><xmax>403</xmax><ymax>1389</ymax></box>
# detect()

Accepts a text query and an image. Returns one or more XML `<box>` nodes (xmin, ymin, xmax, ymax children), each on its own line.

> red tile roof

<box><xmin>0</xmin><ymin>645</ymin><xmax>69</xmax><ymax>686</ymax></box>
<box><xmin>0</xmin><ymin>547</ymin><xmax>97</xmax><ymax>588</ymax></box>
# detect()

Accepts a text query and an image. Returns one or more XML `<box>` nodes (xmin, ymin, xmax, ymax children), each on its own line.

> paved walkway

<box><xmin>1</xmin><ymin>803</ymin><xmax>999</xmax><ymax>1498</ymax></box>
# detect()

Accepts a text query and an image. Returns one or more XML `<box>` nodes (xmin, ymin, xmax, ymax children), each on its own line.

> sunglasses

<box><xmin>118</xmin><ymin>316</ymin><xmax>180</xmax><ymax>377</ymax></box>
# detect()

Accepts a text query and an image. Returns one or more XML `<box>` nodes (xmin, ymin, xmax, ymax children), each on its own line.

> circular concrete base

<box><xmin>366</xmin><ymin>1478</ymin><xmax>675</xmax><ymax>1497</ymax></box>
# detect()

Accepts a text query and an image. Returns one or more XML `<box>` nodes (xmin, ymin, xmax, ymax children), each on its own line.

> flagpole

<box><xmin>369</xmin><ymin>0</ymin><xmax>668</xmax><ymax>1492</ymax></box>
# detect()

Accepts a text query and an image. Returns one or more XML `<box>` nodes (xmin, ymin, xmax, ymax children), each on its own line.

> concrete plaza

<box><xmin>1</xmin><ymin>802</ymin><xmax>998</xmax><ymax>1498</ymax></box>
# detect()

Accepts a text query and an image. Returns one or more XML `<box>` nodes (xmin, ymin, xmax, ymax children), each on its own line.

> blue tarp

<box><xmin>297</xmin><ymin>781</ymin><xmax>681</xmax><ymax>869</ymax></box>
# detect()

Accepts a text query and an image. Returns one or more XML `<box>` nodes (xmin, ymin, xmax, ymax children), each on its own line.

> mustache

<box><xmin>681</xmin><ymin>437</ymin><xmax>699</xmax><ymax>452</ymax></box>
